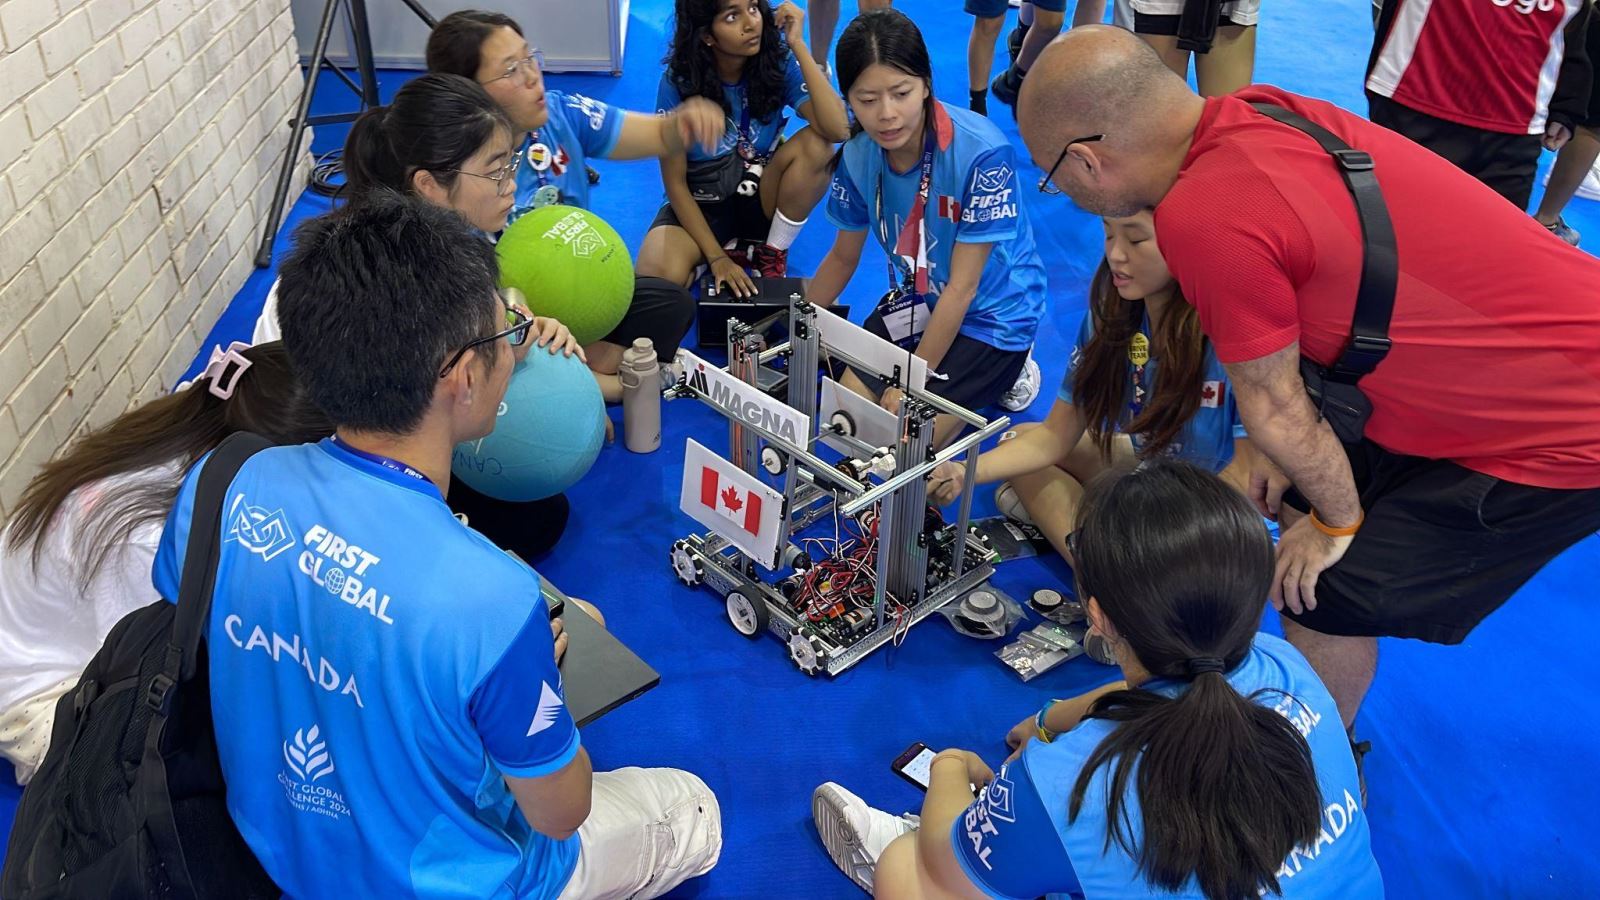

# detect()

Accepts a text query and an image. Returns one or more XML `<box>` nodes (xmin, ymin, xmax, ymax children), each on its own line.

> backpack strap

<box><xmin>146</xmin><ymin>431</ymin><xmax>273</xmax><ymax>715</ymax></box>
<box><xmin>1249</xmin><ymin>102</ymin><xmax>1398</xmax><ymax>384</ymax></box>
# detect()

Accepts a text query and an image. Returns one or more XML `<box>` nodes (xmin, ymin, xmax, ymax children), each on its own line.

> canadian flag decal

<box><xmin>680</xmin><ymin>438</ymin><xmax>786</xmax><ymax>568</ymax></box>
<box><xmin>701</xmin><ymin>467</ymin><xmax>762</xmax><ymax>535</ymax></box>
<box><xmin>1201</xmin><ymin>380</ymin><xmax>1224</xmax><ymax>408</ymax></box>
<box><xmin>937</xmin><ymin>195</ymin><xmax>960</xmax><ymax>221</ymax></box>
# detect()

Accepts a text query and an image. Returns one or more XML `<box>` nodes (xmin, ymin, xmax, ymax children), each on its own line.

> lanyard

<box><xmin>331</xmin><ymin>436</ymin><xmax>433</xmax><ymax>486</ymax></box>
<box><xmin>874</xmin><ymin>127</ymin><xmax>937</xmax><ymax>295</ymax></box>
<box><xmin>732</xmin><ymin>81</ymin><xmax>786</xmax><ymax>161</ymax></box>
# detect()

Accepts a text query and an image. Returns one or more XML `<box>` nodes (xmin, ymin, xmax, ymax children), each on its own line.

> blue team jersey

<box><xmin>953</xmin><ymin>634</ymin><xmax>1383</xmax><ymax>899</ymax></box>
<box><xmin>1058</xmin><ymin>309</ymin><xmax>1246</xmax><ymax>471</ymax></box>
<box><xmin>510</xmin><ymin>89</ymin><xmax>625</xmax><ymax>220</ymax></box>
<box><xmin>655</xmin><ymin>49</ymin><xmax>810</xmax><ymax>163</ymax></box>
<box><xmin>826</xmin><ymin>104</ymin><xmax>1046</xmax><ymax>352</ymax></box>
<box><xmin>153</xmin><ymin>440</ymin><xmax>581</xmax><ymax>898</ymax></box>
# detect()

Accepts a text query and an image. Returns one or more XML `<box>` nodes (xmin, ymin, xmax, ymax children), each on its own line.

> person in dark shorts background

<box><xmin>635</xmin><ymin>0</ymin><xmax>850</xmax><ymax>295</ymax></box>
<box><xmin>1367</xmin><ymin>0</ymin><xmax>1593</xmax><ymax>211</ymax></box>
<box><xmin>1534</xmin><ymin>11</ymin><xmax>1600</xmax><ymax>245</ymax></box>
<box><xmin>1017</xmin><ymin>28</ymin><xmax>1600</xmax><ymax>761</ymax></box>
<box><xmin>1113</xmin><ymin>0</ymin><xmax>1259</xmax><ymax>96</ymax></box>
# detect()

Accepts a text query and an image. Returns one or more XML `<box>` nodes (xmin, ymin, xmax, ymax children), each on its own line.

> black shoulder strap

<box><xmin>1250</xmin><ymin>102</ymin><xmax>1398</xmax><ymax>383</ymax></box>
<box><xmin>148</xmin><ymin>432</ymin><xmax>273</xmax><ymax>713</ymax></box>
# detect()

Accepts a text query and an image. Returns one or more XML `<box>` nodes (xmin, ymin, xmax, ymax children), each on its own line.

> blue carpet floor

<box><xmin>6</xmin><ymin>1</ymin><xmax>1600</xmax><ymax>896</ymax></box>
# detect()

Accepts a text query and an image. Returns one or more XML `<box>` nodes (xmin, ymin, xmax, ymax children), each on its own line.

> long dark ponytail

<box><xmin>1072</xmin><ymin>260</ymin><xmax>1209</xmax><ymax>459</ymax></box>
<box><xmin>832</xmin><ymin>9</ymin><xmax>936</xmax><ymax>169</ymax></box>
<box><xmin>341</xmin><ymin>73</ymin><xmax>511</xmax><ymax>202</ymax></box>
<box><xmin>5</xmin><ymin>342</ymin><xmax>333</xmax><ymax>590</ymax></box>
<box><xmin>1068</xmin><ymin>461</ymin><xmax>1324</xmax><ymax>900</ymax></box>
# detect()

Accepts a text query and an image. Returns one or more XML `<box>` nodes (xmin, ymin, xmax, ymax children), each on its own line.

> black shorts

<box><xmin>843</xmin><ymin>310</ymin><xmax>1030</xmax><ymax>413</ymax></box>
<box><xmin>1367</xmin><ymin>93</ymin><xmax>1543</xmax><ymax>210</ymax></box>
<box><xmin>1580</xmin><ymin>13</ymin><xmax>1600</xmax><ymax>128</ymax></box>
<box><xmin>1134</xmin><ymin>10</ymin><xmax>1251</xmax><ymax>34</ymax></box>
<box><xmin>447</xmin><ymin>478</ymin><xmax>570</xmax><ymax>560</ymax></box>
<box><xmin>599</xmin><ymin>276</ymin><xmax>695</xmax><ymax>358</ymax></box>
<box><xmin>1281</xmin><ymin>440</ymin><xmax>1600</xmax><ymax>644</ymax></box>
<box><xmin>650</xmin><ymin>195</ymin><xmax>773</xmax><ymax>259</ymax></box>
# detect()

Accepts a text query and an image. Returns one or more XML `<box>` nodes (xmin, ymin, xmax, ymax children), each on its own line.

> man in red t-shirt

<box><xmin>1017</xmin><ymin>27</ymin><xmax>1600</xmax><ymax>734</ymax></box>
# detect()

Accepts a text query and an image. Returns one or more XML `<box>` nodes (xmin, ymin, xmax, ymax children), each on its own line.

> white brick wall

<box><xmin>0</xmin><ymin>0</ymin><xmax>312</xmax><ymax>517</ymax></box>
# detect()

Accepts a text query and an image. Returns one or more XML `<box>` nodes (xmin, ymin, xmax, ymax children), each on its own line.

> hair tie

<box><xmin>1184</xmin><ymin>656</ymin><xmax>1226</xmax><ymax>677</ymax></box>
<box><xmin>200</xmin><ymin>341</ymin><xmax>253</xmax><ymax>400</ymax></box>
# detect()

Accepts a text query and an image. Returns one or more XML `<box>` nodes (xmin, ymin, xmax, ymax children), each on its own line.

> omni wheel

<box><xmin>670</xmin><ymin>541</ymin><xmax>703</xmax><ymax>587</ymax></box>
<box><xmin>725</xmin><ymin>590</ymin><xmax>768</xmax><ymax>639</ymax></box>
<box><xmin>788</xmin><ymin>630</ymin><xmax>826</xmax><ymax>676</ymax></box>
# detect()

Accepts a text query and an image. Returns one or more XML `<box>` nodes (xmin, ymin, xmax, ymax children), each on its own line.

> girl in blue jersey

<box><xmin>930</xmin><ymin>210</ymin><xmax>1288</xmax><ymax>563</ymax></box>
<box><xmin>813</xmin><ymin>460</ymin><xmax>1384</xmax><ymax>899</ymax></box>
<box><xmin>427</xmin><ymin>10</ymin><xmax>729</xmax><ymax>399</ymax></box>
<box><xmin>809</xmin><ymin>10</ymin><xmax>1047</xmax><ymax>444</ymax></box>
<box><xmin>256</xmin><ymin>74</ymin><xmax>584</xmax><ymax>562</ymax></box>
<box><xmin>636</xmin><ymin>0</ymin><xmax>851</xmax><ymax>293</ymax></box>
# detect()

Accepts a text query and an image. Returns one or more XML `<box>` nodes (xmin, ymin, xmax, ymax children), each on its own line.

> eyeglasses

<box><xmin>1038</xmin><ymin>133</ymin><xmax>1106</xmax><ymax>195</ymax></box>
<box><xmin>448</xmin><ymin>152</ymin><xmax>522</xmax><ymax>196</ymax></box>
<box><xmin>481</xmin><ymin>50</ymin><xmax>545</xmax><ymax>85</ymax></box>
<box><xmin>438</xmin><ymin>293</ymin><xmax>534</xmax><ymax>377</ymax></box>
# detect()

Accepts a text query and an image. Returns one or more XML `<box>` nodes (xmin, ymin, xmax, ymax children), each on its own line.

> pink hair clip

<box><xmin>201</xmin><ymin>342</ymin><xmax>253</xmax><ymax>400</ymax></box>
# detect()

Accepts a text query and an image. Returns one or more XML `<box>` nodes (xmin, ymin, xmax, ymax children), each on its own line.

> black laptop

<box><xmin>540</xmin><ymin>577</ymin><xmax>661</xmax><ymax>727</ymax></box>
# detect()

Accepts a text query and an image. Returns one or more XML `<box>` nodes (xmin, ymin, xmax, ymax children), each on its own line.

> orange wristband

<box><xmin>1310</xmin><ymin>508</ymin><xmax>1363</xmax><ymax>537</ymax></box>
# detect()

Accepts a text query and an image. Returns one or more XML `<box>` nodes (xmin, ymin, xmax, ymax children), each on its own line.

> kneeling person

<box><xmin>154</xmin><ymin>195</ymin><xmax>720</xmax><ymax>898</ymax></box>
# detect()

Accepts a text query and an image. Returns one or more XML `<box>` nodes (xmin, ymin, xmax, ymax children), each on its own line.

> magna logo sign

<box><xmin>676</xmin><ymin>350</ymin><xmax>810</xmax><ymax>446</ymax></box>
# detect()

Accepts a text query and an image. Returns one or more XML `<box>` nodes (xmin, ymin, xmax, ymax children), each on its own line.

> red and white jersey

<box><xmin>1367</xmin><ymin>0</ymin><xmax>1585</xmax><ymax>134</ymax></box>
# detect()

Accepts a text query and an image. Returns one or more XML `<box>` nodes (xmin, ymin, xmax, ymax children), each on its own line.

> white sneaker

<box><xmin>659</xmin><ymin>357</ymin><xmax>685</xmax><ymax>392</ymax></box>
<box><xmin>998</xmin><ymin>354</ymin><xmax>1041</xmax><ymax>412</ymax></box>
<box><xmin>994</xmin><ymin>481</ymin><xmax>1035</xmax><ymax>525</ymax></box>
<box><xmin>812</xmin><ymin>782</ymin><xmax>918</xmax><ymax>893</ymax></box>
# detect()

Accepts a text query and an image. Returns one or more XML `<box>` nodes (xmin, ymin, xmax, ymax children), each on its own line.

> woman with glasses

<box><xmin>811</xmin><ymin>460</ymin><xmax>1382</xmax><ymax>899</ymax></box>
<box><xmin>427</xmin><ymin>10</ymin><xmax>730</xmax><ymax>402</ymax></box>
<box><xmin>928</xmin><ymin>209</ymin><xmax>1285</xmax><ymax>569</ymax></box>
<box><xmin>254</xmin><ymin>73</ymin><xmax>585</xmax><ymax>560</ymax></box>
<box><xmin>807</xmin><ymin>10</ymin><xmax>1047</xmax><ymax>445</ymax></box>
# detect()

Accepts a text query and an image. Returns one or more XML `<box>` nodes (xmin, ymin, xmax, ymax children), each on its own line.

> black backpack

<box><xmin>2</xmin><ymin>432</ymin><xmax>280</xmax><ymax>899</ymax></box>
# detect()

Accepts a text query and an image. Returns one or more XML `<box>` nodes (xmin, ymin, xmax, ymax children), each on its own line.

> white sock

<box><xmin>766</xmin><ymin>210</ymin><xmax>807</xmax><ymax>251</ymax></box>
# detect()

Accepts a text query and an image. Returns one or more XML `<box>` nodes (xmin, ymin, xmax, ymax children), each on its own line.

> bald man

<box><xmin>1017</xmin><ymin>27</ymin><xmax>1600</xmax><ymax>737</ymax></box>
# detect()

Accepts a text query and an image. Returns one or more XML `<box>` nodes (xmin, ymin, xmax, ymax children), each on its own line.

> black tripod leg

<box><xmin>253</xmin><ymin>0</ymin><xmax>343</xmax><ymax>268</ymax></box>
<box><xmin>345</xmin><ymin>0</ymin><xmax>380</xmax><ymax>108</ymax></box>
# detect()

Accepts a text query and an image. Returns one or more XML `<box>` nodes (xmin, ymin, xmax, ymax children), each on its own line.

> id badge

<box><xmin>876</xmin><ymin>287</ymin><xmax>930</xmax><ymax>350</ymax></box>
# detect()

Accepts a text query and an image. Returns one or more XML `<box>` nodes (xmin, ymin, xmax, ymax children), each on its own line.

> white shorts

<box><xmin>0</xmin><ymin>677</ymin><xmax>76</xmax><ymax>785</ymax></box>
<box><xmin>558</xmin><ymin>767</ymin><xmax>723</xmax><ymax>900</ymax></box>
<box><xmin>1118</xmin><ymin>0</ymin><xmax>1261</xmax><ymax>27</ymax></box>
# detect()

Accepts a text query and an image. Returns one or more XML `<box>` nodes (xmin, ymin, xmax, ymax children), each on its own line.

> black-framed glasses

<box><xmin>438</xmin><ymin>294</ymin><xmax>534</xmax><ymax>377</ymax></box>
<box><xmin>448</xmin><ymin>152</ymin><xmax>522</xmax><ymax>196</ymax></box>
<box><xmin>481</xmin><ymin>50</ymin><xmax>545</xmax><ymax>85</ymax></box>
<box><xmin>1038</xmin><ymin>133</ymin><xmax>1106</xmax><ymax>195</ymax></box>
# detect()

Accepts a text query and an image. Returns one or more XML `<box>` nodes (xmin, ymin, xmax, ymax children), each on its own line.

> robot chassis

<box><xmin>667</xmin><ymin>295</ymin><xmax>1010</xmax><ymax>676</ymax></box>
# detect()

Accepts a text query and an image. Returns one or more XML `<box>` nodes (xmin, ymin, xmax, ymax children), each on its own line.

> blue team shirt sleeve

<box><xmin>558</xmin><ymin>92</ymin><xmax>624</xmax><ymax>159</ymax></box>
<box><xmin>1057</xmin><ymin>311</ymin><xmax>1098</xmax><ymax>405</ymax></box>
<box><xmin>655</xmin><ymin>74</ymin><xmax>682</xmax><ymax>116</ymax></box>
<box><xmin>951</xmin><ymin>754</ymin><xmax>1080</xmax><ymax>899</ymax></box>
<box><xmin>468</xmin><ymin>586</ymin><xmax>580</xmax><ymax>779</ymax></box>
<box><xmin>151</xmin><ymin>455</ymin><xmax>207</xmax><ymax>603</ymax></box>
<box><xmin>782</xmin><ymin>49</ymin><xmax>810</xmax><ymax>112</ymax></box>
<box><xmin>956</xmin><ymin>144</ymin><xmax>1024</xmax><ymax>245</ymax></box>
<box><xmin>825</xmin><ymin>159</ymin><xmax>870</xmax><ymax>232</ymax></box>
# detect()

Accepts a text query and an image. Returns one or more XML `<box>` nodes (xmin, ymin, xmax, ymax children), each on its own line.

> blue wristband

<box><xmin>1035</xmin><ymin>699</ymin><xmax>1060</xmax><ymax>743</ymax></box>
